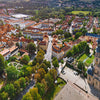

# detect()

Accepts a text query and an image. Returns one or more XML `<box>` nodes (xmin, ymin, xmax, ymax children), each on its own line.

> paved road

<box><xmin>44</xmin><ymin>36</ymin><xmax>52</xmax><ymax>62</ymax></box>
<box><xmin>15</xmin><ymin>79</ymin><xmax>35</xmax><ymax>100</ymax></box>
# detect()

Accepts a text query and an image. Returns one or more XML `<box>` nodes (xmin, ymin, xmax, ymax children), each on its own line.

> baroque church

<box><xmin>87</xmin><ymin>38</ymin><xmax>100</xmax><ymax>90</ymax></box>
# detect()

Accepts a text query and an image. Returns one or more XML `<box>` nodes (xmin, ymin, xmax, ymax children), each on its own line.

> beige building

<box><xmin>87</xmin><ymin>38</ymin><xmax>100</xmax><ymax>90</ymax></box>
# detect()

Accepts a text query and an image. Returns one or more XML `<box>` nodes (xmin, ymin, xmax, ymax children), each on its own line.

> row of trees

<box><xmin>22</xmin><ymin>49</ymin><xmax>58</xmax><ymax>100</ymax></box>
<box><xmin>66</xmin><ymin>41</ymin><xmax>90</xmax><ymax>57</ymax></box>
<box><xmin>0</xmin><ymin>77</ymin><xmax>29</xmax><ymax>100</ymax></box>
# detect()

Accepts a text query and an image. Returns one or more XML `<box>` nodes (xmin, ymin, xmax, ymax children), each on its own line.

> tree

<box><xmin>93</xmin><ymin>27</ymin><xmax>96</xmax><ymax>34</ymax></box>
<box><xmin>14</xmin><ymin>81</ymin><xmax>20</xmax><ymax>94</ymax></box>
<box><xmin>75</xmin><ymin>32</ymin><xmax>82</xmax><ymax>39</ymax></box>
<box><xmin>34</xmin><ymin>73</ymin><xmax>41</xmax><ymax>82</ymax></box>
<box><xmin>66</xmin><ymin>50</ymin><xmax>73</xmax><ymax>57</ymax></box>
<box><xmin>49</xmin><ymin>69</ymin><xmax>57</xmax><ymax>80</ymax></box>
<box><xmin>43</xmin><ymin>60</ymin><xmax>51</xmax><ymax>68</ymax></box>
<box><xmin>36</xmin><ymin>83</ymin><xmax>45</xmax><ymax>97</ymax></box>
<box><xmin>72</xmin><ymin>46</ymin><xmax>79</xmax><ymax>55</ymax></box>
<box><xmin>32</xmin><ymin>58</ymin><xmax>37</xmax><ymax>66</ymax></box>
<box><xmin>45</xmin><ymin>73</ymin><xmax>54</xmax><ymax>88</ymax></box>
<box><xmin>29</xmin><ymin>87</ymin><xmax>42</xmax><ymax>100</ymax></box>
<box><xmin>27</xmin><ymin>42</ymin><xmax>36</xmax><ymax>55</ymax></box>
<box><xmin>37</xmin><ymin>68</ymin><xmax>46</xmax><ymax>79</ymax></box>
<box><xmin>36</xmin><ymin>51</ymin><xmax>44</xmax><ymax>64</ymax></box>
<box><xmin>4</xmin><ymin>84</ymin><xmax>15</xmax><ymax>98</ymax></box>
<box><xmin>39</xmin><ymin>63</ymin><xmax>48</xmax><ymax>73</ymax></box>
<box><xmin>22</xmin><ymin>92</ymin><xmax>33</xmax><ymax>100</ymax></box>
<box><xmin>20</xmin><ymin>55</ymin><xmax>30</xmax><ymax>65</ymax></box>
<box><xmin>64</xmin><ymin>32</ymin><xmax>71</xmax><ymax>38</ymax></box>
<box><xmin>6</xmin><ymin>66</ymin><xmax>19</xmax><ymax>80</ymax></box>
<box><xmin>77</xmin><ymin>61</ymin><xmax>85</xmax><ymax>74</ymax></box>
<box><xmin>52</xmin><ymin>58</ymin><xmax>59</xmax><ymax>69</ymax></box>
<box><xmin>85</xmin><ymin>44</ymin><xmax>90</xmax><ymax>54</ymax></box>
<box><xmin>0</xmin><ymin>54</ymin><xmax>5</xmax><ymax>75</ymax></box>
<box><xmin>0</xmin><ymin>92</ymin><xmax>8</xmax><ymax>100</ymax></box>
<box><xmin>19</xmin><ymin>77</ymin><xmax>26</xmax><ymax>88</ymax></box>
<box><xmin>41</xmin><ymin>79</ymin><xmax>47</xmax><ymax>92</ymax></box>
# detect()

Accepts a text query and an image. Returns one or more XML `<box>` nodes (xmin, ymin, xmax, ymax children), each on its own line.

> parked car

<box><xmin>67</xmin><ymin>57</ymin><xmax>74</xmax><ymax>63</ymax></box>
<box><xmin>73</xmin><ymin>71</ymin><xmax>78</xmax><ymax>75</ymax></box>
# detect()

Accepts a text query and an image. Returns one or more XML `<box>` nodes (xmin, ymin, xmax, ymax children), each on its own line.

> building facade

<box><xmin>87</xmin><ymin>38</ymin><xmax>100</xmax><ymax>90</ymax></box>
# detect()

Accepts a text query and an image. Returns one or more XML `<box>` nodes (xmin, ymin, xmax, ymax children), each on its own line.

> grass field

<box><xmin>71</xmin><ymin>11</ymin><xmax>91</xmax><ymax>15</ymax></box>
<box><xmin>77</xmin><ymin>53</ymin><xmax>94</xmax><ymax>66</ymax></box>
<box><xmin>77</xmin><ymin>54</ymin><xmax>88</xmax><ymax>62</ymax></box>
<box><xmin>85</xmin><ymin>55</ymin><xmax>94</xmax><ymax>66</ymax></box>
<box><xmin>43</xmin><ymin>78</ymin><xmax>66</xmax><ymax>100</ymax></box>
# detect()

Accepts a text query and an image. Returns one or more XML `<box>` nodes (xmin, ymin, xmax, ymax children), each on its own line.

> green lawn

<box><xmin>85</xmin><ymin>55</ymin><xmax>94</xmax><ymax>66</ymax></box>
<box><xmin>71</xmin><ymin>11</ymin><xmax>91</xmax><ymax>15</ymax></box>
<box><xmin>77</xmin><ymin>54</ymin><xmax>88</xmax><ymax>62</ymax></box>
<box><xmin>43</xmin><ymin>78</ymin><xmax>66</xmax><ymax>100</ymax></box>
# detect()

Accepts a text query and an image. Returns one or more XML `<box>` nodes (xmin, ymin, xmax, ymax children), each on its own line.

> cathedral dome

<box><xmin>87</xmin><ymin>64</ymin><xmax>94</xmax><ymax>76</ymax></box>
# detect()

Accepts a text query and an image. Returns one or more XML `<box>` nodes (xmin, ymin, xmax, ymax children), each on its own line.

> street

<box><xmin>44</xmin><ymin>36</ymin><xmax>52</xmax><ymax>62</ymax></box>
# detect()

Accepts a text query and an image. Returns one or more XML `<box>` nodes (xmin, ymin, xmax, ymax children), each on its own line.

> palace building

<box><xmin>87</xmin><ymin>38</ymin><xmax>100</xmax><ymax>90</ymax></box>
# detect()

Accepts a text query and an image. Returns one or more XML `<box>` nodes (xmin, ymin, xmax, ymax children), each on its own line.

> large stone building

<box><xmin>87</xmin><ymin>38</ymin><xmax>100</xmax><ymax>90</ymax></box>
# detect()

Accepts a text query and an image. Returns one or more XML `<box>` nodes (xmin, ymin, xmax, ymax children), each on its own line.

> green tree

<box><xmin>49</xmin><ymin>69</ymin><xmax>57</xmax><ymax>80</ymax></box>
<box><xmin>0</xmin><ymin>92</ymin><xmax>8</xmax><ymax>100</ymax></box>
<box><xmin>19</xmin><ymin>77</ymin><xmax>26</xmax><ymax>88</ymax></box>
<box><xmin>6</xmin><ymin>66</ymin><xmax>19</xmax><ymax>80</ymax></box>
<box><xmin>45</xmin><ymin>73</ymin><xmax>54</xmax><ymax>88</ymax></box>
<box><xmin>27</xmin><ymin>42</ymin><xmax>36</xmax><ymax>55</ymax></box>
<box><xmin>93</xmin><ymin>27</ymin><xmax>96</xmax><ymax>34</ymax></box>
<box><xmin>36</xmin><ymin>83</ymin><xmax>45</xmax><ymax>97</ymax></box>
<box><xmin>75</xmin><ymin>32</ymin><xmax>82</xmax><ymax>39</ymax></box>
<box><xmin>72</xmin><ymin>46</ymin><xmax>79</xmax><ymax>56</ymax></box>
<box><xmin>0</xmin><ymin>54</ymin><xmax>5</xmax><ymax>75</ymax></box>
<box><xmin>43</xmin><ymin>60</ymin><xmax>51</xmax><ymax>68</ymax></box>
<box><xmin>85</xmin><ymin>44</ymin><xmax>90</xmax><ymax>54</ymax></box>
<box><xmin>29</xmin><ymin>87</ymin><xmax>42</xmax><ymax>100</ymax></box>
<box><xmin>20</xmin><ymin>55</ymin><xmax>30</xmax><ymax>65</ymax></box>
<box><xmin>52</xmin><ymin>58</ymin><xmax>59</xmax><ymax>69</ymax></box>
<box><xmin>4</xmin><ymin>84</ymin><xmax>15</xmax><ymax>98</ymax></box>
<box><xmin>66</xmin><ymin>50</ymin><xmax>73</xmax><ymax>57</ymax></box>
<box><xmin>39</xmin><ymin>63</ymin><xmax>48</xmax><ymax>73</ymax></box>
<box><xmin>14</xmin><ymin>81</ymin><xmax>20</xmax><ymax>94</ymax></box>
<box><xmin>36</xmin><ymin>51</ymin><xmax>44</xmax><ymax>64</ymax></box>
<box><xmin>77</xmin><ymin>61</ymin><xmax>85</xmax><ymax>74</ymax></box>
<box><xmin>22</xmin><ymin>92</ymin><xmax>33</xmax><ymax>100</ymax></box>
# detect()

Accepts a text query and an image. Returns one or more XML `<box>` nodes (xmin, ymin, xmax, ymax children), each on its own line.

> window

<box><xmin>96</xmin><ymin>58</ymin><xmax>98</xmax><ymax>62</ymax></box>
<box><xmin>89</xmin><ymin>77</ymin><xmax>91</xmax><ymax>81</ymax></box>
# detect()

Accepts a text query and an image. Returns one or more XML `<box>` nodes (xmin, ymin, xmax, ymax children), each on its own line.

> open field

<box><xmin>71</xmin><ymin>11</ymin><xmax>91</xmax><ymax>15</ymax></box>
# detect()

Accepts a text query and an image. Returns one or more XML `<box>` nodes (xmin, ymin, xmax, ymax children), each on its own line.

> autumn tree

<box><xmin>34</xmin><ymin>73</ymin><xmax>41</xmax><ymax>82</ymax></box>
<box><xmin>22</xmin><ymin>92</ymin><xmax>33</xmax><ymax>100</ymax></box>
<box><xmin>29</xmin><ymin>87</ymin><xmax>42</xmax><ymax>100</ymax></box>
<box><xmin>37</xmin><ymin>68</ymin><xmax>46</xmax><ymax>79</ymax></box>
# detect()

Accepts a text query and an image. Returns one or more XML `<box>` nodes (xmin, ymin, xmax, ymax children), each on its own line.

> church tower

<box><xmin>87</xmin><ymin>38</ymin><xmax>100</xmax><ymax>90</ymax></box>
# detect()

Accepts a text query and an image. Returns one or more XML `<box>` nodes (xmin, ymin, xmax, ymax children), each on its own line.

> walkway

<box><xmin>15</xmin><ymin>79</ymin><xmax>35</xmax><ymax>100</ymax></box>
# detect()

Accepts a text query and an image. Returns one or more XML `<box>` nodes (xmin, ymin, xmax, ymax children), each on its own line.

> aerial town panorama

<box><xmin>0</xmin><ymin>0</ymin><xmax>100</xmax><ymax>100</ymax></box>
